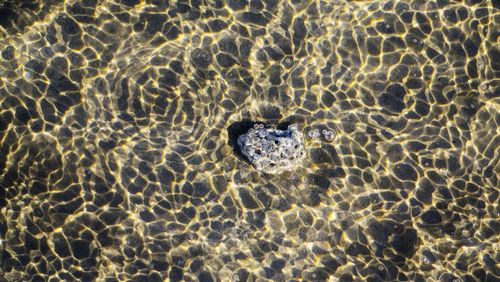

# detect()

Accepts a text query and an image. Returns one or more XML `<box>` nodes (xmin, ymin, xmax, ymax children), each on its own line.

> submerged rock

<box><xmin>237</xmin><ymin>124</ymin><xmax>306</xmax><ymax>174</ymax></box>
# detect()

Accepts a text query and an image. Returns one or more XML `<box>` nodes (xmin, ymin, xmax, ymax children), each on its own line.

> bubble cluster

<box><xmin>238</xmin><ymin>124</ymin><xmax>306</xmax><ymax>174</ymax></box>
<box><xmin>308</xmin><ymin>128</ymin><xmax>321</xmax><ymax>139</ymax></box>
<box><xmin>307</xmin><ymin>127</ymin><xmax>335</xmax><ymax>141</ymax></box>
<box><xmin>322</xmin><ymin>129</ymin><xmax>335</xmax><ymax>141</ymax></box>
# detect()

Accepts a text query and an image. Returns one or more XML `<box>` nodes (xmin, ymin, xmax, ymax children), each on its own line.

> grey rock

<box><xmin>237</xmin><ymin>124</ymin><xmax>306</xmax><ymax>174</ymax></box>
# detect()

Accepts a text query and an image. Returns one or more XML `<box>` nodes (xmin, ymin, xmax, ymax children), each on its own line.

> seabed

<box><xmin>0</xmin><ymin>1</ymin><xmax>498</xmax><ymax>281</ymax></box>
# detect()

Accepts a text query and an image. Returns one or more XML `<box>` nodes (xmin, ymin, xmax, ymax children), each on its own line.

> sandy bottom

<box><xmin>0</xmin><ymin>0</ymin><xmax>498</xmax><ymax>281</ymax></box>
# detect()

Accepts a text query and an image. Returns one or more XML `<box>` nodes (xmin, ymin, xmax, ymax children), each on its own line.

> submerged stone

<box><xmin>237</xmin><ymin>124</ymin><xmax>306</xmax><ymax>174</ymax></box>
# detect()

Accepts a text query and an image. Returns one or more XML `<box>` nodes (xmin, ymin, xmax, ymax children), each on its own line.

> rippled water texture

<box><xmin>0</xmin><ymin>0</ymin><xmax>499</xmax><ymax>281</ymax></box>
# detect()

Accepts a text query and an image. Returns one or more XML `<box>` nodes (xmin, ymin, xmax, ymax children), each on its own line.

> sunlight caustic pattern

<box><xmin>0</xmin><ymin>0</ymin><xmax>498</xmax><ymax>281</ymax></box>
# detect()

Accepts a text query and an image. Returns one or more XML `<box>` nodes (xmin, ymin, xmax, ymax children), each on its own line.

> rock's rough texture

<box><xmin>237</xmin><ymin>124</ymin><xmax>306</xmax><ymax>174</ymax></box>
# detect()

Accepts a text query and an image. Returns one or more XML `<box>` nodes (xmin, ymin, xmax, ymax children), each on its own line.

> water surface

<box><xmin>0</xmin><ymin>0</ymin><xmax>498</xmax><ymax>281</ymax></box>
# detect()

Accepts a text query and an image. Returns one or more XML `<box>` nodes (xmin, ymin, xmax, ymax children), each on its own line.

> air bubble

<box><xmin>323</xmin><ymin>130</ymin><xmax>335</xmax><ymax>141</ymax></box>
<box><xmin>309</xmin><ymin>128</ymin><xmax>321</xmax><ymax>139</ymax></box>
<box><xmin>308</xmin><ymin>130</ymin><xmax>317</xmax><ymax>139</ymax></box>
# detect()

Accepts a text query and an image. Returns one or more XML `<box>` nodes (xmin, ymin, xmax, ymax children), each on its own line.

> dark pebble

<box><xmin>206</xmin><ymin>19</ymin><xmax>228</xmax><ymax>32</ymax></box>
<box><xmin>378</xmin><ymin>84</ymin><xmax>406</xmax><ymax>113</ymax></box>
<box><xmin>389</xmin><ymin>64</ymin><xmax>408</xmax><ymax>81</ymax></box>
<box><xmin>406</xmin><ymin>78</ymin><xmax>423</xmax><ymax>89</ymax></box>
<box><xmin>443</xmin><ymin>28</ymin><xmax>465</xmax><ymax>44</ymax></box>
<box><xmin>139</xmin><ymin>210</ymin><xmax>156</xmax><ymax>222</ymax></box>
<box><xmin>321</xmin><ymin>91</ymin><xmax>336</xmax><ymax>107</ymax></box>
<box><xmin>387</xmin><ymin>36</ymin><xmax>406</xmax><ymax>50</ymax></box>
<box><xmin>444</xmin><ymin>8</ymin><xmax>458</xmax><ymax>23</ymax></box>
<box><xmin>121</xmin><ymin>0</ymin><xmax>140</xmax><ymax>7</ymax></box>
<box><xmin>307</xmin><ymin>174</ymin><xmax>331</xmax><ymax>191</ymax></box>
<box><xmin>293</xmin><ymin>18</ymin><xmax>307</xmax><ymax>44</ymax></box>
<box><xmin>321</xmin><ymin>256</ymin><xmax>340</xmax><ymax>273</ymax></box>
<box><xmin>46</xmin><ymin>69</ymin><xmax>79</xmax><ymax>92</ymax></box>
<box><xmin>159</xmin><ymin>69</ymin><xmax>179</xmax><ymax>87</ymax></box>
<box><xmin>218</xmin><ymin>37</ymin><xmax>238</xmax><ymax>57</ymax></box>
<box><xmin>270</xmin><ymin>258</ymin><xmax>286</xmax><ymax>271</ymax></box>
<box><xmin>416</xmin><ymin>12</ymin><xmax>431</xmax><ymax>34</ymax></box>
<box><xmin>169</xmin><ymin>266</ymin><xmax>183</xmax><ymax>281</ymax></box>
<box><xmin>263</xmin><ymin>267</ymin><xmax>275</xmax><ymax>279</ymax></box>
<box><xmin>198</xmin><ymin>271</ymin><xmax>214</xmax><ymax>282</ymax></box>
<box><xmin>305</xmin><ymin>268</ymin><xmax>329</xmax><ymax>281</ymax></box>
<box><xmin>24</xmin><ymin>231</ymin><xmax>38</xmax><ymax>251</ymax></box>
<box><xmin>439</xmin><ymin>273</ymin><xmax>460</xmax><ymax>282</ymax></box>
<box><xmin>393</xmin><ymin>163</ymin><xmax>417</xmax><ymax>181</ymax></box>
<box><xmin>426</xmin><ymin>171</ymin><xmax>445</xmax><ymax>185</ymax></box>
<box><xmin>189</xmin><ymin>259</ymin><xmax>203</xmax><ymax>272</ymax></box>
<box><xmin>193</xmin><ymin>181</ymin><xmax>210</xmax><ymax>197</ymax></box>
<box><xmin>157</xmin><ymin>166</ymin><xmax>174</xmax><ymax>187</ymax></box>
<box><xmin>366</xmin><ymin>37</ymin><xmax>381</xmax><ymax>55</ymax></box>
<box><xmin>415</xmin><ymin>100</ymin><xmax>430</xmax><ymax>116</ymax></box>
<box><xmin>211</xmin><ymin>175</ymin><xmax>228</xmax><ymax>193</ymax></box>
<box><xmin>238</xmin><ymin>188</ymin><xmax>259</xmax><ymax>209</ymax></box>
<box><xmin>58</xmin><ymin>273</ymin><xmax>73</xmax><ymax>280</ymax></box>
<box><xmin>98</xmin><ymin>140</ymin><xmax>116</xmax><ymax>151</ymax></box>
<box><xmin>240</xmin><ymin>12</ymin><xmax>268</xmax><ymax>25</ymax></box>
<box><xmin>228</xmin><ymin>0</ymin><xmax>247</xmax><ymax>10</ymax></box>
<box><xmin>474</xmin><ymin>7</ymin><xmax>489</xmax><ymax>19</ymax></box>
<box><xmin>30</xmin><ymin>181</ymin><xmax>47</xmax><ymax>195</ymax></box>
<box><xmin>143</xmin><ymin>13</ymin><xmax>167</xmax><ymax>35</ymax></box>
<box><xmin>390</xmin><ymin>228</ymin><xmax>418</xmax><ymax>257</ymax></box>
<box><xmin>216</xmin><ymin>53</ymin><xmax>237</xmax><ymax>68</ymax></box>
<box><xmin>25</xmin><ymin>59</ymin><xmax>46</xmax><ymax>74</ymax></box>
<box><xmin>56</xmin><ymin>15</ymin><xmax>82</xmax><ymax>35</ymax></box>
<box><xmin>53</xmin><ymin>233</ymin><xmax>71</xmax><ymax>257</ymax></box>
<box><xmin>310</xmin><ymin>148</ymin><xmax>333</xmax><ymax>164</ymax></box>
<box><xmin>99</xmin><ymin>210</ymin><xmax>120</xmax><ymax>225</ymax></box>
<box><xmin>51</xmin><ymin>56</ymin><xmax>69</xmax><ymax>73</ymax></box>
<box><xmin>32</xmin><ymin>275</ymin><xmax>45</xmax><ymax>282</ymax></box>
<box><xmin>14</xmin><ymin>106</ymin><xmax>30</xmax><ymax>123</ymax></box>
<box><xmin>2</xmin><ymin>45</ymin><xmax>15</xmax><ymax>60</ymax></box>
<box><xmin>472</xmin><ymin>269</ymin><xmax>486</xmax><ymax>281</ymax></box>
<box><xmin>415</xmin><ymin>183</ymin><xmax>434</xmax><ymax>204</ymax></box>
<box><xmin>407</xmin><ymin>141</ymin><xmax>426</xmax><ymax>152</ymax></box>
<box><xmin>345</xmin><ymin>242</ymin><xmax>371</xmax><ymax>256</ymax></box>
<box><xmin>163</xmin><ymin>23</ymin><xmax>180</xmax><ymax>39</ymax></box>
<box><xmin>234</xmin><ymin>268</ymin><xmax>250</xmax><ymax>281</ymax></box>
<box><xmin>400</xmin><ymin>11</ymin><xmax>413</xmax><ymax>23</ymax></box>
<box><xmin>421</xmin><ymin>209</ymin><xmax>442</xmax><ymax>224</ymax></box>
<box><xmin>71</xmin><ymin>239</ymin><xmax>90</xmax><ymax>260</ymax></box>
<box><xmin>376</xmin><ymin>21</ymin><xmax>395</xmax><ymax>34</ymax></box>
<box><xmin>53</xmin><ymin>198</ymin><xmax>83</xmax><ymax>214</ymax></box>
<box><xmin>464</xmin><ymin>34</ymin><xmax>480</xmax><ymax>57</ymax></box>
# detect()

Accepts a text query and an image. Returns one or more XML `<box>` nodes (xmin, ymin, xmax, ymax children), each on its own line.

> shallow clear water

<box><xmin>0</xmin><ymin>0</ymin><xmax>498</xmax><ymax>281</ymax></box>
